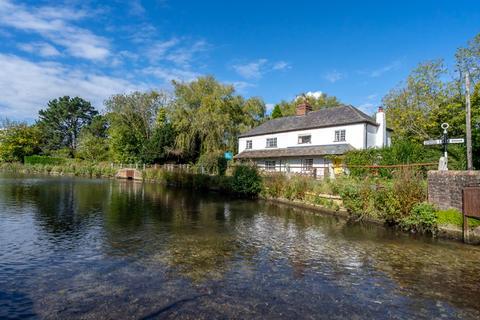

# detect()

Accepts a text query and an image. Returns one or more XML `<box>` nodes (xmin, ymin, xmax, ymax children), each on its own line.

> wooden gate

<box><xmin>462</xmin><ymin>187</ymin><xmax>480</xmax><ymax>242</ymax></box>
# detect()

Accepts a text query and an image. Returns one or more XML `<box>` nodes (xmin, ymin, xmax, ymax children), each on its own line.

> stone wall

<box><xmin>427</xmin><ymin>170</ymin><xmax>480</xmax><ymax>211</ymax></box>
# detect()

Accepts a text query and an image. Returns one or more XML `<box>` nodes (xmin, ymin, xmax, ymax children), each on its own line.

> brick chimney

<box><xmin>296</xmin><ymin>100</ymin><xmax>312</xmax><ymax>116</ymax></box>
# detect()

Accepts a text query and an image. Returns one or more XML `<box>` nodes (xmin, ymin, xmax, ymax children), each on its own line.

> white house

<box><xmin>235</xmin><ymin>102</ymin><xmax>392</xmax><ymax>177</ymax></box>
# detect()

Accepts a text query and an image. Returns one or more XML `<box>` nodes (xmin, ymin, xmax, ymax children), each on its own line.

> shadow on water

<box><xmin>1</xmin><ymin>174</ymin><xmax>480</xmax><ymax>319</ymax></box>
<box><xmin>0</xmin><ymin>290</ymin><xmax>36</xmax><ymax>319</ymax></box>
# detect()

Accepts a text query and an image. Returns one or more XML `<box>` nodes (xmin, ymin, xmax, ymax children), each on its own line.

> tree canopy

<box><xmin>170</xmin><ymin>76</ymin><xmax>266</xmax><ymax>161</ymax></box>
<box><xmin>105</xmin><ymin>90</ymin><xmax>171</xmax><ymax>163</ymax></box>
<box><xmin>0</xmin><ymin>120</ymin><xmax>41</xmax><ymax>162</ymax></box>
<box><xmin>37</xmin><ymin>96</ymin><xmax>97</xmax><ymax>156</ymax></box>
<box><xmin>271</xmin><ymin>92</ymin><xmax>341</xmax><ymax>117</ymax></box>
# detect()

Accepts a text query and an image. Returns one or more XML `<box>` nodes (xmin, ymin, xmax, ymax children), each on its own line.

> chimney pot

<box><xmin>296</xmin><ymin>101</ymin><xmax>312</xmax><ymax>116</ymax></box>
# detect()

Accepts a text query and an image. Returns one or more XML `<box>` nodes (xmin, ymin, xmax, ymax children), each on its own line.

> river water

<box><xmin>1</xmin><ymin>175</ymin><xmax>480</xmax><ymax>319</ymax></box>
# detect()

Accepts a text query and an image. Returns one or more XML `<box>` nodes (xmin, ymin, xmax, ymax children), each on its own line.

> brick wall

<box><xmin>428</xmin><ymin>171</ymin><xmax>480</xmax><ymax>211</ymax></box>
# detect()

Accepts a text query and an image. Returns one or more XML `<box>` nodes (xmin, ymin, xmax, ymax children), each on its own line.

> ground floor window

<box><xmin>265</xmin><ymin>160</ymin><xmax>276</xmax><ymax>171</ymax></box>
<box><xmin>301</xmin><ymin>158</ymin><xmax>313</xmax><ymax>171</ymax></box>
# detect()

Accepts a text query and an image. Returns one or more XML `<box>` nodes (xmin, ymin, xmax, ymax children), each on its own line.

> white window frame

<box><xmin>266</xmin><ymin>137</ymin><xmax>277</xmax><ymax>148</ymax></box>
<box><xmin>301</xmin><ymin>159</ymin><xmax>313</xmax><ymax>171</ymax></box>
<box><xmin>298</xmin><ymin>134</ymin><xmax>311</xmax><ymax>144</ymax></box>
<box><xmin>265</xmin><ymin>160</ymin><xmax>276</xmax><ymax>171</ymax></box>
<box><xmin>246</xmin><ymin>140</ymin><xmax>252</xmax><ymax>149</ymax></box>
<box><xmin>334</xmin><ymin>130</ymin><xmax>346</xmax><ymax>142</ymax></box>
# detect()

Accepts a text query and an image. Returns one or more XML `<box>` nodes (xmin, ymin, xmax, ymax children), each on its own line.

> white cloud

<box><xmin>359</xmin><ymin>103</ymin><xmax>375</xmax><ymax>114</ymax></box>
<box><xmin>233</xmin><ymin>59</ymin><xmax>268</xmax><ymax>79</ymax></box>
<box><xmin>143</xmin><ymin>66</ymin><xmax>199</xmax><ymax>82</ymax></box>
<box><xmin>129</xmin><ymin>0</ymin><xmax>146</xmax><ymax>16</ymax></box>
<box><xmin>146</xmin><ymin>39</ymin><xmax>180</xmax><ymax>61</ymax></box>
<box><xmin>146</xmin><ymin>38</ymin><xmax>208</xmax><ymax>67</ymax></box>
<box><xmin>229</xmin><ymin>81</ymin><xmax>255</xmax><ymax>93</ymax></box>
<box><xmin>18</xmin><ymin>42</ymin><xmax>60</xmax><ymax>57</ymax></box>
<box><xmin>305</xmin><ymin>91</ymin><xmax>323</xmax><ymax>99</ymax></box>
<box><xmin>272</xmin><ymin>61</ymin><xmax>290</xmax><ymax>71</ymax></box>
<box><xmin>0</xmin><ymin>54</ymin><xmax>144</xmax><ymax>120</ymax></box>
<box><xmin>294</xmin><ymin>91</ymin><xmax>324</xmax><ymax>101</ymax></box>
<box><xmin>0</xmin><ymin>0</ymin><xmax>110</xmax><ymax>61</ymax></box>
<box><xmin>324</xmin><ymin>70</ymin><xmax>343</xmax><ymax>83</ymax></box>
<box><xmin>359</xmin><ymin>60</ymin><xmax>402</xmax><ymax>78</ymax></box>
<box><xmin>233</xmin><ymin>59</ymin><xmax>290</xmax><ymax>79</ymax></box>
<box><xmin>165</xmin><ymin>40</ymin><xmax>208</xmax><ymax>66</ymax></box>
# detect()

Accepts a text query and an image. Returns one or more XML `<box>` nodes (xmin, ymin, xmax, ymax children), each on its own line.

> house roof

<box><xmin>234</xmin><ymin>144</ymin><xmax>354</xmax><ymax>159</ymax></box>
<box><xmin>239</xmin><ymin>105</ymin><xmax>383</xmax><ymax>138</ymax></box>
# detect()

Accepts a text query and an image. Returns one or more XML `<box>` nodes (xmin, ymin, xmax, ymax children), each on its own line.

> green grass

<box><xmin>436</xmin><ymin>208</ymin><xmax>480</xmax><ymax>228</ymax></box>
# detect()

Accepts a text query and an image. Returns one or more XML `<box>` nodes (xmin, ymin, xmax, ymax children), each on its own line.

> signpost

<box><xmin>423</xmin><ymin>123</ymin><xmax>464</xmax><ymax>171</ymax></box>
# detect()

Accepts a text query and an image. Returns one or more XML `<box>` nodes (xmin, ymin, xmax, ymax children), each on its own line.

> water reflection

<box><xmin>0</xmin><ymin>175</ymin><xmax>480</xmax><ymax>319</ymax></box>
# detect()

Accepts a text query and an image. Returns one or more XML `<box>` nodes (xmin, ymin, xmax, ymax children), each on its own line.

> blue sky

<box><xmin>0</xmin><ymin>0</ymin><xmax>479</xmax><ymax>121</ymax></box>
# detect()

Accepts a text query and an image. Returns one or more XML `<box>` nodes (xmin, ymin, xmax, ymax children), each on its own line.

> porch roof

<box><xmin>234</xmin><ymin>144</ymin><xmax>354</xmax><ymax>159</ymax></box>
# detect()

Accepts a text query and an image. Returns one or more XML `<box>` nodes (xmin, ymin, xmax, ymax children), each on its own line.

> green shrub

<box><xmin>231</xmin><ymin>165</ymin><xmax>262</xmax><ymax>196</ymax></box>
<box><xmin>283</xmin><ymin>176</ymin><xmax>311</xmax><ymax>200</ymax></box>
<box><xmin>262</xmin><ymin>173</ymin><xmax>287</xmax><ymax>198</ymax></box>
<box><xmin>24</xmin><ymin>155</ymin><xmax>65</xmax><ymax>165</ymax></box>
<box><xmin>399</xmin><ymin>202</ymin><xmax>437</xmax><ymax>235</ymax></box>
<box><xmin>195</xmin><ymin>152</ymin><xmax>227</xmax><ymax>175</ymax></box>
<box><xmin>337</xmin><ymin>177</ymin><xmax>377</xmax><ymax>219</ymax></box>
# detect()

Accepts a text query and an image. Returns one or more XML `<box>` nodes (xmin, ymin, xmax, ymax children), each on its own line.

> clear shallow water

<box><xmin>1</xmin><ymin>175</ymin><xmax>480</xmax><ymax>319</ymax></box>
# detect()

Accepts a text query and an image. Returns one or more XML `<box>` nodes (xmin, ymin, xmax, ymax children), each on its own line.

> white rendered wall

<box><xmin>366</xmin><ymin>124</ymin><xmax>378</xmax><ymax>148</ymax></box>
<box><xmin>255</xmin><ymin>157</ymin><xmax>331</xmax><ymax>175</ymax></box>
<box><xmin>238</xmin><ymin>123</ymin><xmax>367</xmax><ymax>154</ymax></box>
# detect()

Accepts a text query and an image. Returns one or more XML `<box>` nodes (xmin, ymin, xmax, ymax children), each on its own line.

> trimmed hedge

<box><xmin>24</xmin><ymin>155</ymin><xmax>66</xmax><ymax>165</ymax></box>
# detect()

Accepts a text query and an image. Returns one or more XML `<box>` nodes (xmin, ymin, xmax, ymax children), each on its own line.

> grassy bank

<box><xmin>261</xmin><ymin>170</ymin><xmax>479</xmax><ymax>237</ymax></box>
<box><xmin>0</xmin><ymin>162</ymin><xmax>117</xmax><ymax>178</ymax></box>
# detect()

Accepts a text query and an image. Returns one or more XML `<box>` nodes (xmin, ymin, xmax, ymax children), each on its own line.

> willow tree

<box><xmin>171</xmin><ymin>76</ymin><xmax>265</xmax><ymax>162</ymax></box>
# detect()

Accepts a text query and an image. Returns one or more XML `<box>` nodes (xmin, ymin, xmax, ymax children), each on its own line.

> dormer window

<box><xmin>266</xmin><ymin>137</ymin><xmax>277</xmax><ymax>148</ymax></box>
<box><xmin>298</xmin><ymin>134</ymin><xmax>311</xmax><ymax>144</ymax></box>
<box><xmin>334</xmin><ymin>130</ymin><xmax>346</xmax><ymax>142</ymax></box>
<box><xmin>246</xmin><ymin>140</ymin><xmax>252</xmax><ymax>149</ymax></box>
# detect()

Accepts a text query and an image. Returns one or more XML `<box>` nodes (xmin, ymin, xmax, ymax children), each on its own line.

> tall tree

<box><xmin>76</xmin><ymin>115</ymin><xmax>109</xmax><ymax>162</ymax></box>
<box><xmin>383</xmin><ymin>60</ymin><xmax>449</xmax><ymax>141</ymax></box>
<box><xmin>105</xmin><ymin>91</ymin><xmax>171</xmax><ymax>163</ymax></box>
<box><xmin>142</xmin><ymin>108</ymin><xmax>176</xmax><ymax>164</ymax></box>
<box><xmin>271</xmin><ymin>104</ymin><xmax>283</xmax><ymax>119</ymax></box>
<box><xmin>455</xmin><ymin>33</ymin><xmax>480</xmax><ymax>85</ymax></box>
<box><xmin>171</xmin><ymin>76</ymin><xmax>265</xmax><ymax>161</ymax></box>
<box><xmin>37</xmin><ymin>96</ymin><xmax>97</xmax><ymax>156</ymax></box>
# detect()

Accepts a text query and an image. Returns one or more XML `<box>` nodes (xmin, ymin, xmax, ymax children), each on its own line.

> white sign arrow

<box><xmin>448</xmin><ymin>138</ymin><xmax>465</xmax><ymax>144</ymax></box>
<box><xmin>423</xmin><ymin>139</ymin><xmax>442</xmax><ymax>146</ymax></box>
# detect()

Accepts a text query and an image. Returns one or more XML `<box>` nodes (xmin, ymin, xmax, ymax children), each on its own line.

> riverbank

<box><xmin>1</xmin><ymin>162</ymin><xmax>479</xmax><ymax>244</ymax></box>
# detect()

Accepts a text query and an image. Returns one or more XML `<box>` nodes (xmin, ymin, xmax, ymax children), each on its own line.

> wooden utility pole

<box><xmin>465</xmin><ymin>72</ymin><xmax>473</xmax><ymax>170</ymax></box>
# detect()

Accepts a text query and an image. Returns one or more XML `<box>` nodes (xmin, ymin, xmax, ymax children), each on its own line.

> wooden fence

<box><xmin>111</xmin><ymin>161</ymin><xmax>439</xmax><ymax>180</ymax></box>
